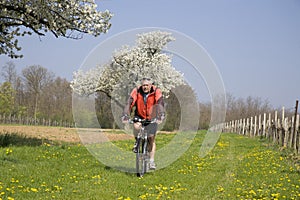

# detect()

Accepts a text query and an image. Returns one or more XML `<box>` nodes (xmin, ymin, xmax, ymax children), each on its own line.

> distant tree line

<box><xmin>199</xmin><ymin>94</ymin><xmax>296</xmax><ymax>130</ymax></box>
<box><xmin>0</xmin><ymin>62</ymin><xmax>73</xmax><ymax>123</ymax></box>
<box><xmin>1</xmin><ymin>62</ymin><xmax>282</xmax><ymax>131</ymax></box>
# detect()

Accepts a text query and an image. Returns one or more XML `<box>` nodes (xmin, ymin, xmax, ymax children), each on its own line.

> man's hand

<box><xmin>121</xmin><ymin>114</ymin><xmax>129</xmax><ymax>123</ymax></box>
<box><xmin>157</xmin><ymin>113</ymin><xmax>165</xmax><ymax>124</ymax></box>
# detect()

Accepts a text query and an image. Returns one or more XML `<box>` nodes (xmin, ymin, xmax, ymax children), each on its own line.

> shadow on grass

<box><xmin>104</xmin><ymin>164</ymin><xmax>152</xmax><ymax>177</ymax></box>
<box><xmin>0</xmin><ymin>131</ymin><xmax>52</xmax><ymax>147</ymax></box>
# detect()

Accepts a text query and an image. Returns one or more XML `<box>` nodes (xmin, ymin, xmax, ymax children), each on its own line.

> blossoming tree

<box><xmin>71</xmin><ymin>30</ymin><xmax>185</xmax><ymax>107</ymax></box>
<box><xmin>0</xmin><ymin>0</ymin><xmax>113</xmax><ymax>58</ymax></box>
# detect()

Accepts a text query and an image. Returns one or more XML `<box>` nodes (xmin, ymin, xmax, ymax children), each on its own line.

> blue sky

<box><xmin>1</xmin><ymin>0</ymin><xmax>300</xmax><ymax>109</ymax></box>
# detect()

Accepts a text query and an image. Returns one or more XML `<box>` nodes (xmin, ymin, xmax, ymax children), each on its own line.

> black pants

<box><xmin>133</xmin><ymin>122</ymin><xmax>157</xmax><ymax>152</ymax></box>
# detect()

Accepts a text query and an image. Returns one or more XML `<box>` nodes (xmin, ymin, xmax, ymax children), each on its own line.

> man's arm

<box><xmin>157</xmin><ymin>97</ymin><xmax>165</xmax><ymax>116</ymax></box>
<box><xmin>155</xmin><ymin>88</ymin><xmax>165</xmax><ymax>118</ymax></box>
<box><xmin>122</xmin><ymin>88</ymin><xmax>137</xmax><ymax>121</ymax></box>
<box><xmin>123</xmin><ymin>96</ymin><xmax>134</xmax><ymax>116</ymax></box>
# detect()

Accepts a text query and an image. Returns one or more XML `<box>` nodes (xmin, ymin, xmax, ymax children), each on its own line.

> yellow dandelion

<box><xmin>217</xmin><ymin>185</ymin><xmax>224</xmax><ymax>192</ymax></box>
<box><xmin>249</xmin><ymin>189</ymin><xmax>256</xmax><ymax>196</ymax></box>
<box><xmin>271</xmin><ymin>193</ymin><xmax>280</xmax><ymax>198</ymax></box>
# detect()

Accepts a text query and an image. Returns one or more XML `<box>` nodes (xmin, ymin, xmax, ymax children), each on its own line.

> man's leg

<box><xmin>132</xmin><ymin>122</ymin><xmax>141</xmax><ymax>153</ymax></box>
<box><xmin>148</xmin><ymin>134</ymin><xmax>156</xmax><ymax>170</ymax></box>
<box><xmin>145</xmin><ymin>123</ymin><xmax>157</xmax><ymax>169</ymax></box>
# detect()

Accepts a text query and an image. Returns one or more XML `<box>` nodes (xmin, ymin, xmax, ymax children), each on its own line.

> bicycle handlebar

<box><xmin>128</xmin><ymin>117</ymin><xmax>157</xmax><ymax>124</ymax></box>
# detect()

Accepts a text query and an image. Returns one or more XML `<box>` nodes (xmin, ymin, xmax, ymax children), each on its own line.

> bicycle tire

<box><xmin>136</xmin><ymin>138</ymin><xmax>143</xmax><ymax>177</ymax></box>
<box><xmin>142</xmin><ymin>139</ymin><xmax>148</xmax><ymax>175</ymax></box>
<box><xmin>136</xmin><ymin>139</ymin><xmax>148</xmax><ymax>177</ymax></box>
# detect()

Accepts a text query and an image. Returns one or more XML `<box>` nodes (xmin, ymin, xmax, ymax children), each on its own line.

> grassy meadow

<box><xmin>0</xmin><ymin>130</ymin><xmax>300</xmax><ymax>200</ymax></box>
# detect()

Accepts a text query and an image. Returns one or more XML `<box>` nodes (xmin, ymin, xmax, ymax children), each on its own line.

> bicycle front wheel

<box><xmin>136</xmin><ymin>138</ymin><xmax>142</xmax><ymax>177</ymax></box>
<box><xmin>136</xmin><ymin>139</ymin><xmax>148</xmax><ymax>177</ymax></box>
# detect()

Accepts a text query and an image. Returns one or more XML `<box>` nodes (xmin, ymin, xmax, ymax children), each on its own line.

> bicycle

<box><xmin>129</xmin><ymin>117</ymin><xmax>157</xmax><ymax>177</ymax></box>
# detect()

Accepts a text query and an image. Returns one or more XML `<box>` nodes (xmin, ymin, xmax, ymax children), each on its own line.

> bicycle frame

<box><xmin>136</xmin><ymin>124</ymin><xmax>148</xmax><ymax>177</ymax></box>
<box><xmin>130</xmin><ymin>118</ymin><xmax>156</xmax><ymax>177</ymax></box>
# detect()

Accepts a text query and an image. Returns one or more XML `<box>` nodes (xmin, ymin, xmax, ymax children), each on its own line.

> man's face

<box><xmin>141</xmin><ymin>80</ymin><xmax>151</xmax><ymax>93</ymax></box>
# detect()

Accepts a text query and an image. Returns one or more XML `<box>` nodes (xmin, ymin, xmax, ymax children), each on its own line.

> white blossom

<box><xmin>71</xmin><ymin>31</ymin><xmax>185</xmax><ymax>100</ymax></box>
<box><xmin>0</xmin><ymin>0</ymin><xmax>113</xmax><ymax>58</ymax></box>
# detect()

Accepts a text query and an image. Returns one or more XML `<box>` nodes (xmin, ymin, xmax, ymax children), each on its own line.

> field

<box><xmin>0</xmin><ymin>125</ymin><xmax>133</xmax><ymax>143</ymax></box>
<box><xmin>0</xmin><ymin>125</ymin><xmax>300</xmax><ymax>200</ymax></box>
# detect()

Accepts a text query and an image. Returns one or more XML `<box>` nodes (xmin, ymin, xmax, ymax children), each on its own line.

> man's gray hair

<box><xmin>141</xmin><ymin>77</ymin><xmax>153</xmax><ymax>84</ymax></box>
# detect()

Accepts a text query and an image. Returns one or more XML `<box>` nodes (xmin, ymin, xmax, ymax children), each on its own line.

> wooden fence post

<box><xmin>290</xmin><ymin>116</ymin><xmax>294</xmax><ymax>148</ymax></box>
<box><xmin>278</xmin><ymin>119</ymin><xmax>282</xmax><ymax>146</ymax></box>
<box><xmin>258</xmin><ymin>114</ymin><xmax>261</xmax><ymax>136</ymax></box>
<box><xmin>246</xmin><ymin>118</ymin><xmax>249</xmax><ymax>136</ymax></box>
<box><xmin>283</xmin><ymin>118</ymin><xmax>289</xmax><ymax>147</ymax></box>
<box><xmin>242</xmin><ymin>118</ymin><xmax>245</xmax><ymax>135</ymax></box>
<box><xmin>267</xmin><ymin>113</ymin><xmax>271</xmax><ymax>140</ymax></box>
<box><xmin>274</xmin><ymin>111</ymin><xmax>278</xmax><ymax>143</ymax></box>
<box><xmin>296</xmin><ymin>114</ymin><xmax>300</xmax><ymax>154</ymax></box>
<box><xmin>263</xmin><ymin>113</ymin><xmax>266</xmax><ymax>137</ymax></box>
<box><xmin>293</xmin><ymin>100</ymin><xmax>299</xmax><ymax>152</ymax></box>
<box><xmin>254</xmin><ymin>116</ymin><xmax>257</xmax><ymax>136</ymax></box>
<box><xmin>282</xmin><ymin>106</ymin><xmax>285</xmax><ymax>125</ymax></box>
<box><xmin>250</xmin><ymin>117</ymin><xmax>253</xmax><ymax>137</ymax></box>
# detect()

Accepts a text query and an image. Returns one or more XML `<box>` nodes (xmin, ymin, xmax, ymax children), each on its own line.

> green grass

<box><xmin>0</xmin><ymin>131</ymin><xmax>299</xmax><ymax>200</ymax></box>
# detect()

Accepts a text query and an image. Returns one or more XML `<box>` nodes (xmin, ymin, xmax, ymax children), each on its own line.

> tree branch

<box><xmin>97</xmin><ymin>89</ymin><xmax>125</xmax><ymax>110</ymax></box>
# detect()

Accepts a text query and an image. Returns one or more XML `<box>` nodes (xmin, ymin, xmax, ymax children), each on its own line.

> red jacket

<box><xmin>124</xmin><ymin>85</ymin><xmax>164</xmax><ymax>120</ymax></box>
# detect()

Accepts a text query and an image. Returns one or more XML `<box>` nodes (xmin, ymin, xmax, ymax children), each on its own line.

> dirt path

<box><xmin>0</xmin><ymin>125</ymin><xmax>133</xmax><ymax>143</ymax></box>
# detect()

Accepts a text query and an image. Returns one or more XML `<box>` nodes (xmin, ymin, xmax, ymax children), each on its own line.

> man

<box><xmin>122</xmin><ymin>77</ymin><xmax>165</xmax><ymax>170</ymax></box>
